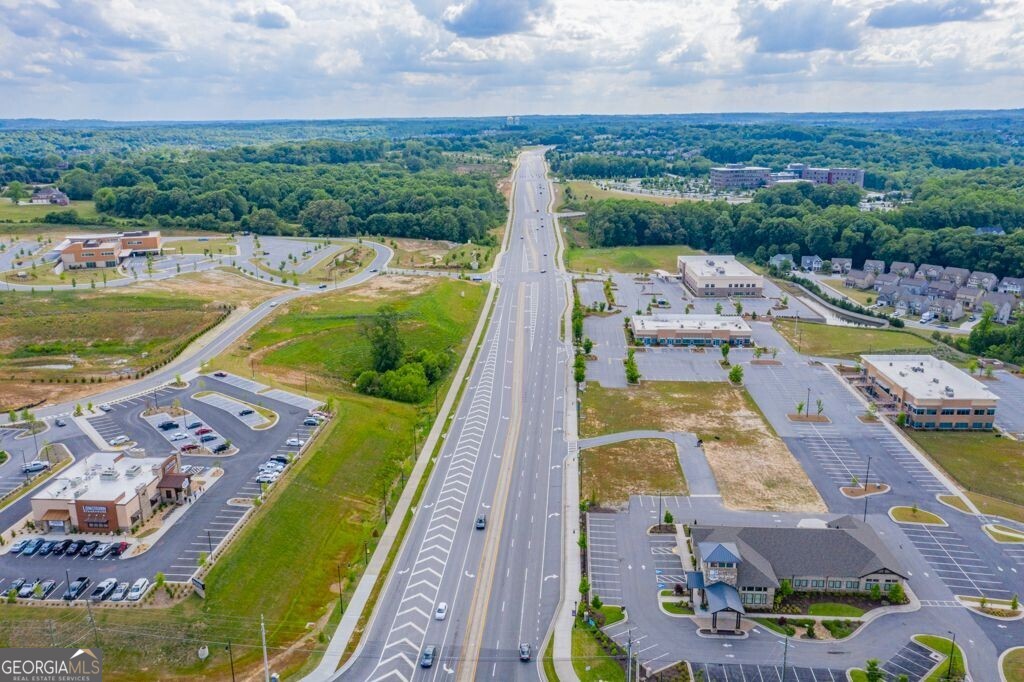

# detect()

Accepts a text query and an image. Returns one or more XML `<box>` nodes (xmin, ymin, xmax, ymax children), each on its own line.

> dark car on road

<box><xmin>475</xmin><ymin>515</ymin><xmax>487</xmax><ymax>530</ymax></box>
<box><xmin>63</xmin><ymin>576</ymin><xmax>90</xmax><ymax>601</ymax></box>
<box><xmin>519</xmin><ymin>643</ymin><xmax>531</xmax><ymax>661</ymax></box>
<box><xmin>419</xmin><ymin>645</ymin><xmax>436</xmax><ymax>668</ymax></box>
<box><xmin>55</xmin><ymin>418</ymin><xmax>66</xmax><ymax>427</ymax></box>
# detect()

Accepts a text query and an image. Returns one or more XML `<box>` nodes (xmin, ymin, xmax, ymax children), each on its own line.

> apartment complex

<box><xmin>678</xmin><ymin>255</ymin><xmax>764</xmax><ymax>298</ymax></box>
<box><xmin>861</xmin><ymin>354</ymin><xmax>998</xmax><ymax>430</ymax></box>
<box><xmin>31</xmin><ymin>452</ymin><xmax>186</xmax><ymax>533</ymax></box>
<box><xmin>710</xmin><ymin>162</ymin><xmax>865</xmax><ymax>191</ymax></box>
<box><xmin>56</xmin><ymin>230</ymin><xmax>162</xmax><ymax>270</ymax></box>
<box><xmin>687</xmin><ymin>516</ymin><xmax>906</xmax><ymax>627</ymax></box>
<box><xmin>630</xmin><ymin>314</ymin><xmax>752</xmax><ymax>347</ymax></box>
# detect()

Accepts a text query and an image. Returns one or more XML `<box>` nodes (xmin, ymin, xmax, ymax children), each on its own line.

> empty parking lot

<box><xmin>901</xmin><ymin>525</ymin><xmax>1009</xmax><ymax>597</ymax></box>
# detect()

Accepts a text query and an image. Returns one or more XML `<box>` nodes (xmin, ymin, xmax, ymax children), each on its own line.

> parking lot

<box><xmin>870</xmin><ymin>428</ymin><xmax>949</xmax><ymax>495</ymax></box>
<box><xmin>690</xmin><ymin>662</ymin><xmax>847</xmax><ymax>682</ymax></box>
<box><xmin>193</xmin><ymin>391</ymin><xmax>272</xmax><ymax>428</ymax></box>
<box><xmin>603</xmin><ymin>620</ymin><xmax>675</xmax><ymax>674</ymax></box>
<box><xmin>0</xmin><ymin>374</ymin><xmax>324</xmax><ymax>601</ymax></box>
<box><xmin>900</xmin><ymin>525</ymin><xmax>1009</xmax><ymax>598</ymax></box>
<box><xmin>587</xmin><ymin>513</ymin><xmax>623</xmax><ymax>606</ymax></box>
<box><xmin>987</xmin><ymin>370</ymin><xmax>1024</xmax><ymax>437</ymax></box>
<box><xmin>649</xmin><ymin>534</ymin><xmax>686</xmax><ymax>590</ymax></box>
<box><xmin>790</xmin><ymin>423</ymin><xmax>866</xmax><ymax>486</ymax></box>
<box><xmin>879</xmin><ymin>639</ymin><xmax>943</xmax><ymax>681</ymax></box>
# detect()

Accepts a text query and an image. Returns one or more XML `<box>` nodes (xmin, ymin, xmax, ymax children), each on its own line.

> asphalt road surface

<box><xmin>336</xmin><ymin>150</ymin><xmax>568</xmax><ymax>681</ymax></box>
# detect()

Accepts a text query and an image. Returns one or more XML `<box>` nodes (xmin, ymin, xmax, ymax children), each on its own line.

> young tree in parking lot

<box><xmin>715</xmin><ymin>302</ymin><xmax>723</xmax><ymax>315</ymax></box>
<box><xmin>734</xmin><ymin>301</ymin><xmax>743</xmax><ymax>316</ymax></box>
<box><xmin>591</xmin><ymin>594</ymin><xmax>603</xmax><ymax>610</ymax></box>
<box><xmin>663</xmin><ymin>510</ymin><xmax>673</xmax><ymax>524</ymax></box>
<box><xmin>728</xmin><ymin>365</ymin><xmax>743</xmax><ymax>385</ymax></box>
<box><xmin>154</xmin><ymin>571</ymin><xmax>165</xmax><ymax>588</ymax></box>
<box><xmin>583</xmin><ymin>337</ymin><xmax>594</xmax><ymax>355</ymax></box>
<box><xmin>795</xmin><ymin>401</ymin><xmax>805</xmax><ymax>416</ymax></box>
<box><xmin>864</xmin><ymin>659</ymin><xmax>884</xmax><ymax>682</ymax></box>
<box><xmin>720</xmin><ymin>344</ymin><xmax>730</xmax><ymax>364</ymax></box>
<box><xmin>816</xmin><ymin>398</ymin><xmax>824</xmax><ymax>416</ymax></box>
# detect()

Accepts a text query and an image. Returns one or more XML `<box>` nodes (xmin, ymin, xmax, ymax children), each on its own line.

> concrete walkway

<box><xmin>578</xmin><ymin>430</ymin><xmax>720</xmax><ymax>497</ymax></box>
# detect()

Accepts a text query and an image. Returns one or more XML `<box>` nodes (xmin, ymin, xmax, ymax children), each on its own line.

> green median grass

<box><xmin>566</xmin><ymin>244</ymin><xmax>701</xmax><ymax>274</ymax></box>
<box><xmin>572</xmin><ymin>627</ymin><xmax>625</xmax><ymax>682</ymax></box>
<box><xmin>807</xmin><ymin>602</ymin><xmax>864</xmax><ymax>617</ymax></box>
<box><xmin>890</xmin><ymin>506</ymin><xmax>946</xmax><ymax>525</ymax></box>
<box><xmin>906</xmin><ymin>431</ymin><xmax>1024</xmax><ymax>518</ymax></box>
<box><xmin>914</xmin><ymin>635</ymin><xmax>965</xmax><ymax>681</ymax></box>
<box><xmin>773</xmin><ymin>319</ymin><xmax>935</xmax><ymax>359</ymax></box>
<box><xmin>1003</xmin><ymin>647</ymin><xmax>1024</xmax><ymax>682</ymax></box>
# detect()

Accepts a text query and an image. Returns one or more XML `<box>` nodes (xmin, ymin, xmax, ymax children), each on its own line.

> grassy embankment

<box><xmin>581</xmin><ymin>438</ymin><xmax>686</xmax><ymax>507</ymax></box>
<box><xmin>819</xmin><ymin>278</ymin><xmax>880</xmax><ymax>307</ymax></box>
<box><xmin>554</xmin><ymin>180</ymin><xmax>688</xmax><ymax>208</ymax></box>
<box><xmin>0</xmin><ymin>270</ymin><xmax>279</xmax><ymax>410</ymax></box>
<box><xmin>1003</xmin><ymin>647</ymin><xmax>1024</xmax><ymax>682</ymax></box>
<box><xmin>386</xmin><ymin>234</ymin><xmax>502</xmax><ymax>273</ymax></box>
<box><xmin>580</xmin><ymin>381</ymin><xmax>825</xmax><ymax>512</ymax></box>
<box><xmin>773</xmin><ymin>319</ymin><xmax>935</xmax><ymax>360</ymax></box>
<box><xmin>0</xmin><ymin>276</ymin><xmax>487</xmax><ymax>680</ymax></box>
<box><xmin>0</xmin><ymin>199</ymin><xmax>100</xmax><ymax>222</ymax></box>
<box><xmin>565</xmin><ymin>244</ymin><xmax>703</xmax><ymax>274</ymax></box>
<box><xmin>906</xmin><ymin>430</ymin><xmax>1024</xmax><ymax>523</ymax></box>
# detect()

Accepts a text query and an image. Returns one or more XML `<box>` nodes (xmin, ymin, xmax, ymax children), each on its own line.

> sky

<box><xmin>1</xmin><ymin>0</ymin><xmax>1022</xmax><ymax>120</ymax></box>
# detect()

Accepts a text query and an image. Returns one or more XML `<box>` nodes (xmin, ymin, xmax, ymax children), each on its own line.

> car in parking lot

<box><xmin>213</xmin><ymin>371</ymin><xmax>227</xmax><ymax>378</ymax></box>
<box><xmin>99</xmin><ymin>404</ymin><xmax>112</xmax><ymax>412</ymax></box>
<box><xmin>79</xmin><ymin>541</ymin><xmax>99</xmax><ymax>557</ymax></box>
<box><xmin>170</xmin><ymin>432</ymin><xmax>188</xmax><ymax>441</ymax></box>
<box><xmin>195</xmin><ymin>427</ymin><xmax>213</xmax><ymax>435</ymax></box>
<box><xmin>93</xmin><ymin>542</ymin><xmax>114</xmax><ymax>558</ymax></box>
<box><xmin>55</xmin><ymin>418</ymin><xmax>66</xmax><ymax>427</ymax></box>
<box><xmin>65</xmin><ymin>540</ymin><xmax>83</xmax><ymax>557</ymax></box>
<box><xmin>434</xmin><ymin>602</ymin><xmax>448</xmax><ymax>620</ymax></box>
<box><xmin>20</xmin><ymin>538</ymin><xmax>44</xmax><ymax>556</ymax></box>
<box><xmin>127</xmin><ymin>578</ymin><xmax>149</xmax><ymax>601</ymax></box>
<box><xmin>158</xmin><ymin>421</ymin><xmax>179</xmax><ymax>431</ymax></box>
<box><xmin>18</xmin><ymin>579</ymin><xmax>41</xmax><ymax>599</ymax></box>
<box><xmin>110</xmin><ymin>541</ymin><xmax>129</xmax><ymax>557</ymax></box>
<box><xmin>419</xmin><ymin>645</ymin><xmax>436</xmax><ymax>668</ymax></box>
<box><xmin>63</xmin><ymin>576</ymin><xmax>91</xmax><ymax>601</ymax></box>
<box><xmin>303</xmin><ymin>417</ymin><xmax>319</xmax><ymax>426</ymax></box>
<box><xmin>110</xmin><ymin>581</ymin><xmax>130</xmax><ymax>602</ymax></box>
<box><xmin>186</xmin><ymin>421</ymin><xmax>202</xmax><ymax>430</ymax></box>
<box><xmin>238</xmin><ymin>408</ymin><xmax>255</xmax><ymax>416</ymax></box>
<box><xmin>199</xmin><ymin>434</ymin><xmax>217</xmax><ymax>443</ymax></box>
<box><xmin>36</xmin><ymin>579</ymin><xmax>57</xmax><ymax>599</ymax></box>
<box><xmin>213</xmin><ymin>443</ymin><xmax>230</xmax><ymax>453</ymax></box>
<box><xmin>10</xmin><ymin>539</ymin><xmax>28</xmax><ymax>554</ymax></box>
<box><xmin>90</xmin><ymin>578</ymin><xmax>118</xmax><ymax>601</ymax></box>
<box><xmin>37</xmin><ymin>540</ymin><xmax>56</xmax><ymax>556</ymax></box>
<box><xmin>255</xmin><ymin>472</ymin><xmax>280</xmax><ymax>484</ymax></box>
<box><xmin>519</xmin><ymin>643</ymin><xmax>531</xmax><ymax>661</ymax></box>
<box><xmin>8</xmin><ymin>578</ymin><xmax>26</xmax><ymax>593</ymax></box>
<box><xmin>21</xmin><ymin>461</ymin><xmax>50</xmax><ymax>474</ymax></box>
<box><xmin>285</xmin><ymin>438</ymin><xmax>304</xmax><ymax>447</ymax></box>
<box><xmin>109</xmin><ymin>435</ymin><xmax>130</xmax><ymax>446</ymax></box>
<box><xmin>180</xmin><ymin>443</ymin><xmax>200</xmax><ymax>452</ymax></box>
<box><xmin>269</xmin><ymin>455</ymin><xmax>289</xmax><ymax>465</ymax></box>
<box><xmin>51</xmin><ymin>539</ymin><xmax>71</xmax><ymax>556</ymax></box>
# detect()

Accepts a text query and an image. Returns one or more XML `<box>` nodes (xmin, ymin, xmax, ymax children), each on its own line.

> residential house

<box><xmin>862</xmin><ymin>259</ymin><xmax>886</xmax><ymax>275</ymax></box>
<box><xmin>927</xmin><ymin>280</ymin><xmax>957</xmax><ymax>300</ymax></box>
<box><xmin>929</xmin><ymin>298</ymin><xmax>964</xmax><ymax>322</ymax></box>
<box><xmin>955</xmin><ymin>287</ymin><xmax>985</xmax><ymax>311</ymax></box>
<box><xmin>896</xmin><ymin>295</ymin><xmax>929</xmax><ymax>316</ymax></box>
<box><xmin>941</xmin><ymin>267</ymin><xmax>971</xmax><ymax>287</ymax></box>
<box><xmin>28</xmin><ymin>187</ymin><xmax>70</xmax><ymax>206</ymax></box>
<box><xmin>915</xmin><ymin>264</ymin><xmax>945</xmax><ymax>281</ymax></box>
<box><xmin>801</xmin><ymin>255</ymin><xmax>823</xmax><ymax>272</ymax></box>
<box><xmin>844</xmin><ymin>269</ymin><xmax>876</xmax><ymax>290</ymax></box>
<box><xmin>900</xmin><ymin>279</ymin><xmax>928</xmax><ymax>296</ymax></box>
<box><xmin>769</xmin><ymin>254</ymin><xmax>794</xmax><ymax>270</ymax></box>
<box><xmin>997</xmin><ymin>277</ymin><xmax>1024</xmax><ymax>296</ymax></box>
<box><xmin>686</xmin><ymin>516</ymin><xmax>907</xmax><ymax>628</ymax></box>
<box><xmin>979</xmin><ymin>293</ymin><xmax>1016</xmax><ymax>324</ymax></box>
<box><xmin>889</xmin><ymin>262</ymin><xmax>916</xmax><ymax>278</ymax></box>
<box><xmin>968</xmin><ymin>272</ymin><xmax>999</xmax><ymax>291</ymax></box>
<box><xmin>876</xmin><ymin>284</ymin><xmax>901</xmax><ymax>307</ymax></box>
<box><xmin>831</xmin><ymin>258</ymin><xmax>852</xmax><ymax>274</ymax></box>
<box><xmin>872</xmin><ymin>273</ymin><xmax>901</xmax><ymax>291</ymax></box>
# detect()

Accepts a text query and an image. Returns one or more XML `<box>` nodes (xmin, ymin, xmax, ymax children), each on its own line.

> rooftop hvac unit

<box><xmin>100</xmin><ymin>467</ymin><xmax>119</xmax><ymax>481</ymax></box>
<box><xmin>125</xmin><ymin>464</ymin><xmax>142</xmax><ymax>478</ymax></box>
<box><xmin>933</xmin><ymin>378</ymin><xmax>940</xmax><ymax>383</ymax></box>
<box><xmin>945</xmin><ymin>387</ymin><xmax>955</xmax><ymax>397</ymax></box>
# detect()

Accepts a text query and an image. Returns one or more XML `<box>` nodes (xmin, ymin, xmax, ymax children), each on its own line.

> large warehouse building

<box><xmin>630</xmin><ymin>314</ymin><xmax>752</xmax><ymax>347</ymax></box>
<box><xmin>861</xmin><ymin>354</ymin><xmax>998</xmax><ymax>430</ymax></box>
<box><xmin>678</xmin><ymin>255</ymin><xmax>764</xmax><ymax>298</ymax></box>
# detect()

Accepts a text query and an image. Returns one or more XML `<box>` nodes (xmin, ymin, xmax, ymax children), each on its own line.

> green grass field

<box><xmin>774</xmin><ymin>319</ymin><xmax>935</xmax><ymax>359</ymax></box>
<box><xmin>581</xmin><ymin>438</ymin><xmax>686</xmax><ymax>507</ymax></box>
<box><xmin>1003</xmin><ymin>647</ymin><xmax>1024</xmax><ymax>682</ymax></box>
<box><xmin>807</xmin><ymin>603</ymin><xmax>865</xmax><ymax>617</ymax></box>
<box><xmin>164</xmin><ymin>237</ymin><xmax>237</xmax><ymax>255</ymax></box>
<box><xmin>555</xmin><ymin>180</ymin><xmax>687</xmax><ymax>209</ymax></box>
<box><xmin>0</xmin><ymin>199</ymin><xmax>99</xmax><ymax>222</ymax></box>
<box><xmin>820</xmin><ymin>278</ymin><xmax>878</xmax><ymax>306</ymax></box>
<box><xmin>907</xmin><ymin>430</ymin><xmax>1024</xmax><ymax>513</ymax></box>
<box><xmin>565</xmin><ymin>244</ymin><xmax>702</xmax><ymax>273</ymax></box>
<box><xmin>572</xmin><ymin>627</ymin><xmax>625</xmax><ymax>682</ymax></box>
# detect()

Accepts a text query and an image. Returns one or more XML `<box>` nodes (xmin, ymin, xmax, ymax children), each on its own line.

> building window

<box><xmin>794</xmin><ymin>579</ymin><xmax>808</xmax><ymax>588</ymax></box>
<box><xmin>987</xmin><ymin>409</ymin><xmax>996</xmax><ymax>415</ymax></box>
<box><xmin>973</xmin><ymin>422</ymin><xmax>984</xmax><ymax>429</ymax></box>
<box><xmin>828</xmin><ymin>580</ymin><xmax>842</xmax><ymax>589</ymax></box>
<box><xmin>941</xmin><ymin>408</ymin><xmax>954</xmax><ymax>415</ymax></box>
<box><xmin>956</xmin><ymin>408</ymin><xmax>970</xmax><ymax>416</ymax></box>
<box><xmin>955</xmin><ymin>423</ymin><xmax>967</xmax><ymax>429</ymax></box>
<box><xmin>940</xmin><ymin>422</ymin><xmax>952</xmax><ymax>429</ymax></box>
<box><xmin>845</xmin><ymin>581</ymin><xmax>860</xmax><ymax>590</ymax></box>
<box><xmin>811</xmin><ymin>579</ymin><xmax>825</xmax><ymax>588</ymax></box>
<box><xmin>85</xmin><ymin>521</ymin><xmax>109</xmax><ymax>529</ymax></box>
<box><xmin>974</xmin><ymin>409</ymin><xmax>985</xmax><ymax>415</ymax></box>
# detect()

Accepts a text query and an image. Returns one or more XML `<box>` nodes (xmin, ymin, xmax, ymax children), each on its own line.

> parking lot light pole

<box><xmin>946</xmin><ymin>630</ymin><xmax>957</xmax><ymax>680</ymax></box>
<box><xmin>207</xmin><ymin>530</ymin><xmax>214</xmax><ymax>557</ymax></box>
<box><xmin>863</xmin><ymin>456</ymin><xmax>873</xmax><ymax>522</ymax></box>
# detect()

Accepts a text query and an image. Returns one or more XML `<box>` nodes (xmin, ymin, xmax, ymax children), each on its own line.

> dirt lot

<box><xmin>345</xmin><ymin>274</ymin><xmax>434</xmax><ymax>300</ymax></box>
<box><xmin>581</xmin><ymin>438</ymin><xmax>686</xmax><ymax>507</ymax></box>
<box><xmin>128</xmin><ymin>268</ymin><xmax>282</xmax><ymax>307</ymax></box>
<box><xmin>580</xmin><ymin>382</ymin><xmax>825</xmax><ymax>512</ymax></box>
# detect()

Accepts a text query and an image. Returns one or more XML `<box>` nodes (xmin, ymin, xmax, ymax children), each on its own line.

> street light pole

<box><xmin>863</xmin><ymin>456</ymin><xmax>872</xmax><ymax>522</ymax></box>
<box><xmin>946</xmin><ymin>630</ymin><xmax>957</xmax><ymax>680</ymax></box>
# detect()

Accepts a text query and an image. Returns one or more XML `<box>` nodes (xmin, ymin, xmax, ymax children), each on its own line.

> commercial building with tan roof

<box><xmin>677</xmin><ymin>255</ymin><xmax>763</xmax><ymax>298</ymax></box>
<box><xmin>55</xmin><ymin>230</ymin><xmax>162</xmax><ymax>270</ymax></box>
<box><xmin>630</xmin><ymin>314</ymin><xmax>752</xmax><ymax>347</ymax></box>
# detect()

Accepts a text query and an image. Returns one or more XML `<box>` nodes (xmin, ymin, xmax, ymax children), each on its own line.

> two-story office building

<box><xmin>55</xmin><ymin>230</ymin><xmax>162</xmax><ymax>270</ymax></box>
<box><xmin>861</xmin><ymin>354</ymin><xmax>998</xmax><ymax>429</ymax></box>
<box><xmin>678</xmin><ymin>255</ymin><xmax>764</xmax><ymax>298</ymax></box>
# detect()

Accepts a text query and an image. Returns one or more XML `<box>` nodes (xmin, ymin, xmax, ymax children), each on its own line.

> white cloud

<box><xmin>0</xmin><ymin>0</ymin><xmax>1020</xmax><ymax>119</ymax></box>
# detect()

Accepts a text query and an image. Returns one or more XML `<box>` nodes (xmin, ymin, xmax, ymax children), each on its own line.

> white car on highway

<box><xmin>434</xmin><ymin>602</ymin><xmax>448</xmax><ymax>620</ymax></box>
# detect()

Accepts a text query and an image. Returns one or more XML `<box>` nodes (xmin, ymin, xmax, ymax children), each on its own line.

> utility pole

<box><xmin>48</xmin><ymin>619</ymin><xmax>56</xmax><ymax>647</ymax></box>
<box><xmin>261</xmin><ymin>614</ymin><xmax>270</xmax><ymax>682</ymax></box>
<box><xmin>207</xmin><ymin>530</ymin><xmax>214</xmax><ymax>557</ymax></box>
<box><xmin>806</xmin><ymin>387</ymin><xmax>811</xmax><ymax>417</ymax></box>
<box><xmin>658</xmin><ymin>491</ymin><xmax>663</xmax><ymax>527</ymax></box>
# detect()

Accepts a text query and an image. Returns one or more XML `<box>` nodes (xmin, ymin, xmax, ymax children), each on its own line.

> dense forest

<box><xmin>567</xmin><ymin>172</ymin><xmax>1024</xmax><ymax>279</ymax></box>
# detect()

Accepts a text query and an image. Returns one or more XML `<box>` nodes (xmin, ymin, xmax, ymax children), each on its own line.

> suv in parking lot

<box><xmin>65</xmin><ymin>540</ymin><xmax>83</xmax><ymax>557</ymax></box>
<box><xmin>213</xmin><ymin>443</ymin><xmax>230</xmax><ymax>453</ymax></box>
<box><xmin>158</xmin><ymin>421</ymin><xmax>179</xmax><ymax>431</ymax></box>
<box><xmin>51</xmin><ymin>539</ymin><xmax>71</xmax><ymax>556</ymax></box>
<box><xmin>91</xmin><ymin>578</ymin><xmax>118</xmax><ymax>601</ymax></box>
<box><xmin>303</xmin><ymin>417</ymin><xmax>319</xmax><ymax>426</ymax></box>
<box><xmin>186</xmin><ymin>421</ymin><xmax>202</xmax><ymax>430</ymax></box>
<box><xmin>36</xmin><ymin>579</ymin><xmax>57</xmax><ymax>599</ymax></box>
<box><xmin>127</xmin><ymin>578</ymin><xmax>150</xmax><ymax>601</ymax></box>
<box><xmin>63</xmin><ymin>576</ymin><xmax>91</xmax><ymax>601</ymax></box>
<box><xmin>21</xmin><ymin>461</ymin><xmax>49</xmax><ymax>474</ymax></box>
<box><xmin>238</xmin><ymin>408</ymin><xmax>255</xmax><ymax>416</ymax></box>
<box><xmin>199</xmin><ymin>434</ymin><xmax>217</xmax><ymax>443</ymax></box>
<box><xmin>79</xmin><ymin>541</ymin><xmax>99</xmax><ymax>557</ymax></box>
<box><xmin>37</xmin><ymin>541</ymin><xmax>56</xmax><ymax>556</ymax></box>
